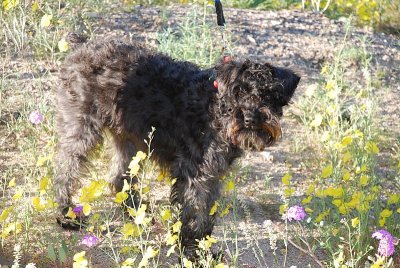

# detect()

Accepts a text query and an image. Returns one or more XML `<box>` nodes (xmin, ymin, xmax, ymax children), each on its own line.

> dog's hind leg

<box><xmin>54</xmin><ymin>111</ymin><xmax>103</xmax><ymax>225</ymax></box>
<box><xmin>108</xmin><ymin>134</ymin><xmax>140</xmax><ymax>209</ymax></box>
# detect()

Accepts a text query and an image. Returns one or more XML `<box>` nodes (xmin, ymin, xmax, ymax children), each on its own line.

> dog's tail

<box><xmin>66</xmin><ymin>32</ymin><xmax>88</xmax><ymax>50</ymax></box>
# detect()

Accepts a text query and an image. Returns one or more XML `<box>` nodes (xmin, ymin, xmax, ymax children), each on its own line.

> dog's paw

<box><xmin>212</xmin><ymin>249</ymin><xmax>226</xmax><ymax>262</ymax></box>
<box><xmin>56</xmin><ymin>206</ymin><xmax>88</xmax><ymax>230</ymax></box>
<box><xmin>56</xmin><ymin>215</ymin><xmax>87</xmax><ymax>230</ymax></box>
<box><xmin>123</xmin><ymin>188</ymin><xmax>142</xmax><ymax>211</ymax></box>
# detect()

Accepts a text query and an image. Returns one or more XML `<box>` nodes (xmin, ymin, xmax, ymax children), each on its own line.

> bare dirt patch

<box><xmin>1</xmin><ymin>4</ymin><xmax>399</xmax><ymax>267</ymax></box>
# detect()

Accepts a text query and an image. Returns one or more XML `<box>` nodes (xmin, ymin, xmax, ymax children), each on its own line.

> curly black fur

<box><xmin>54</xmin><ymin>39</ymin><xmax>300</xmax><ymax>259</ymax></box>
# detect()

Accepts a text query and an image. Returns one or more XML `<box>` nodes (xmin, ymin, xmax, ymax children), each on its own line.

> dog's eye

<box><xmin>222</xmin><ymin>107</ymin><xmax>233</xmax><ymax>116</ymax></box>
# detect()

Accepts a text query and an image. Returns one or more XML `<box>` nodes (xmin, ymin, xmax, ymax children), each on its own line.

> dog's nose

<box><xmin>243</xmin><ymin>111</ymin><xmax>258</xmax><ymax>127</ymax></box>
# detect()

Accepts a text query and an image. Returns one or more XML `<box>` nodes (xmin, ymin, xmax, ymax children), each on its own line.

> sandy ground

<box><xmin>0</xmin><ymin>3</ymin><xmax>399</xmax><ymax>268</ymax></box>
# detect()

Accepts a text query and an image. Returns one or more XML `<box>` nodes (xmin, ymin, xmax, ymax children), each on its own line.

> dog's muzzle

<box><xmin>226</xmin><ymin>108</ymin><xmax>282</xmax><ymax>151</ymax></box>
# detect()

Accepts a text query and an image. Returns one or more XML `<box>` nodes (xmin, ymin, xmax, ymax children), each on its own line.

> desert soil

<box><xmin>0</xmin><ymin>3</ymin><xmax>399</xmax><ymax>268</ymax></box>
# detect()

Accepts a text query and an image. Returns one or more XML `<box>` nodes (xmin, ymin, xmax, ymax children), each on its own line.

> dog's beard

<box><xmin>226</xmin><ymin>117</ymin><xmax>282</xmax><ymax>151</ymax></box>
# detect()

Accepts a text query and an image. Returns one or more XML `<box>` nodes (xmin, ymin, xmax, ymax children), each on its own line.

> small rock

<box><xmin>260</xmin><ymin>151</ymin><xmax>273</xmax><ymax>162</ymax></box>
<box><xmin>247</xmin><ymin>35</ymin><xmax>257</xmax><ymax>44</ymax></box>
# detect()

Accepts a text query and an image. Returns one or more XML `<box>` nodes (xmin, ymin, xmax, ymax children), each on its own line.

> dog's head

<box><xmin>213</xmin><ymin>58</ymin><xmax>300</xmax><ymax>151</ymax></box>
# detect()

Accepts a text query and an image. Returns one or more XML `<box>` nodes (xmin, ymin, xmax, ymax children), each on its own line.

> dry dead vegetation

<box><xmin>0</xmin><ymin>2</ymin><xmax>399</xmax><ymax>267</ymax></box>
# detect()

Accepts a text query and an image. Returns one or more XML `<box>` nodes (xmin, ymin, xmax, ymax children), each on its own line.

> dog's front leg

<box><xmin>170</xmin><ymin>166</ymin><xmax>221</xmax><ymax>260</ymax></box>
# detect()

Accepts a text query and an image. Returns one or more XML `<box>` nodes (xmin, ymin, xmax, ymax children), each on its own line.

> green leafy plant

<box><xmin>285</xmin><ymin>22</ymin><xmax>399</xmax><ymax>267</ymax></box>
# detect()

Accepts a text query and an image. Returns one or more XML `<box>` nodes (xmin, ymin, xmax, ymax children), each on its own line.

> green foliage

<box><xmin>1</xmin><ymin>0</ymin><xmax>398</xmax><ymax>267</ymax></box>
<box><xmin>0</xmin><ymin>0</ymin><xmax>107</xmax><ymax>59</ymax></box>
<box><xmin>227</xmin><ymin>0</ymin><xmax>296</xmax><ymax>9</ymax></box>
<box><xmin>324</xmin><ymin>0</ymin><xmax>400</xmax><ymax>31</ymax></box>
<box><xmin>157</xmin><ymin>5</ymin><xmax>225</xmax><ymax>67</ymax></box>
<box><xmin>288</xmin><ymin>23</ymin><xmax>399</xmax><ymax>267</ymax></box>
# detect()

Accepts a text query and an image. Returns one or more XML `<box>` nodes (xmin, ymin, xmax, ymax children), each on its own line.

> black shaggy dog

<box><xmin>55</xmin><ymin>39</ymin><xmax>300</xmax><ymax>259</ymax></box>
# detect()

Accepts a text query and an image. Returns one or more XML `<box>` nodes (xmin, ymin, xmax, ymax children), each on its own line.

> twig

<box><xmin>287</xmin><ymin>237</ymin><xmax>325</xmax><ymax>268</ymax></box>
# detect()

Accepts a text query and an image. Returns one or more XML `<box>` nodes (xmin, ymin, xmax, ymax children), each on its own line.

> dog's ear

<box><xmin>272</xmin><ymin>66</ymin><xmax>300</xmax><ymax>106</ymax></box>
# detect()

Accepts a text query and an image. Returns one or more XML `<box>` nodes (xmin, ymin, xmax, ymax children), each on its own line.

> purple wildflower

<box><xmin>372</xmin><ymin>229</ymin><xmax>397</xmax><ymax>257</ymax></box>
<box><xmin>377</xmin><ymin>238</ymin><xmax>395</xmax><ymax>257</ymax></box>
<box><xmin>286</xmin><ymin>205</ymin><xmax>306</xmax><ymax>221</ymax></box>
<box><xmin>29</xmin><ymin>111</ymin><xmax>44</xmax><ymax>124</ymax></box>
<box><xmin>372</xmin><ymin>229</ymin><xmax>393</xmax><ymax>240</ymax></box>
<box><xmin>72</xmin><ymin>205</ymin><xmax>83</xmax><ymax>217</ymax></box>
<box><xmin>81</xmin><ymin>234</ymin><xmax>99</xmax><ymax>247</ymax></box>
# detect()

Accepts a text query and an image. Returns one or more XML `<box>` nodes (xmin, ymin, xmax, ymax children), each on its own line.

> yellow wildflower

<box><xmin>365</xmin><ymin>141</ymin><xmax>379</xmax><ymax>154</ymax></box>
<box><xmin>80</xmin><ymin>180</ymin><xmax>106</xmax><ymax>203</ymax></box>
<box><xmin>342</xmin><ymin>171</ymin><xmax>351</xmax><ymax>181</ymax></box>
<box><xmin>136</xmin><ymin>151</ymin><xmax>147</xmax><ymax>160</ymax></box>
<box><xmin>351</xmin><ymin>217</ymin><xmax>359</xmax><ymax>228</ymax></box>
<box><xmin>165</xmin><ymin>232</ymin><xmax>178</xmax><ymax>245</ymax></box>
<box><xmin>305</xmin><ymin>207</ymin><xmax>313</xmax><ymax>213</ymax></box>
<box><xmin>310</xmin><ymin>114</ymin><xmax>323</xmax><ymax>127</ymax></box>
<box><xmin>73</xmin><ymin>251</ymin><xmax>88</xmax><ymax>268</ymax></box>
<box><xmin>114</xmin><ymin>191</ymin><xmax>128</xmax><ymax>204</ymax></box>
<box><xmin>0</xmin><ymin>206</ymin><xmax>13</xmax><ymax>221</ymax></box>
<box><xmin>380</xmin><ymin>209</ymin><xmax>393</xmax><ymax>218</ymax></box>
<box><xmin>12</xmin><ymin>188</ymin><xmax>24</xmax><ymax>201</ymax></box>
<box><xmin>359</xmin><ymin>175</ymin><xmax>369</xmax><ymax>186</ymax></box>
<box><xmin>182</xmin><ymin>258</ymin><xmax>193</xmax><ymax>268</ymax></box>
<box><xmin>138</xmin><ymin>246</ymin><xmax>158</xmax><ymax>268</ymax></box>
<box><xmin>306</xmin><ymin>184</ymin><xmax>315</xmax><ymax>195</ymax></box>
<box><xmin>121</xmin><ymin>223</ymin><xmax>142</xmax><ymax>238</ymax></box>
<box><xmin>315</xmin><ymin>188</ymin><xmax>326</xmax><ymax>198</ymax></box>
<box><xmin>58</xmin><ymin>39</ymin><xmax>69</xmax><ymax>52</ymax></box>
<box><xmin>302</xmin><ymin>196</ymin><xmax>312</xmax><ymax>205</ymax></box>
<box><xmin>371</xmin><ymin>255</ymin><xmax>385</xmax><ymax>268</ymax></box>
<box><xmin>39</xmin><ymin>176</ymin><xmax>50</xmax><ymax>195</ymax></box>
<box><xmin>353</xmin><ymin>129</ymin><xmax>364</xmax><ymax>139</ymax></box>
<box><xmin>321</xmin><ymin>164</ymin><xmax>333</xmax><ymax>179</ymax></box>
<box><xmin>338</xmin><ymin>205</ymin><xmax>349</xmax><ymax>215</ymax></box>
<box><xmin>32</xmin><ymin>196</ymin><xmax>45</xmax><ymax>211</ymax></box>
<box><xmin>320</xmin><ymin>65</ymin><xmax>329</xmax><ymax>75</ymax></box>
<box><xmin>321</xmin><ymin>131</ymin><xmax>330</xmax><ymax>142</ymax></box>
<box><xmin>8</xmin><ymin>178</ymin><xmax>16</xmax><ymax>188</ymax></box>
<box><xmin>332</xmin><ymin>199</ymin><xmax>342</xmax><ymax>207</ymax></box>
<box><xmin>209</xmin><ymin>201</ymin><xmax>219</xmax><ymax>215</ymax></box>
<box><xmin>281</xmin><ymin>173</ymin><xmax>292</xmax><ymax>185</ymax></box>
<box><xmin>161</xmin><ymin>209</ymin><xmax>171</xmax><ymax>221</ymax></box>
<box><xmin>279</xmin><ymin>204</ymin><xmax>288</xmax><ymax>215</ymax></box>
<box><xmin>40</xmin><ymin>14</ymin><xmax>53</xmax><ymax>28</ymax></box>
<box><xmin>225</xmin><ymin>179</ymin><xmax>235</xmax><ymax>192</ymax></box>
<box><xmin>284</xmin><ymin>188</ymin><xmax>295</xmax><ymax>197</ymax></box>
<box><xmin>315</xmin><ymin>209</ymin><xmax>330</xmax><ymax>223</ymax></box>
<box><xmin>325</xmin><ymin>80</ymin><xmax>335</xmax><ymax>90</ymax></box>
<box><xmin>355</xmin><ymin>165</ymin><xmax>368</xmax><ymax>174</ymax></box>
<box><xmin>3</xmin><ymin>222</ymin><xmax>22</xmax><ymax>236</ymax></box>
<box><xmin>2</xmin><ymin>0</ymin><xmax>19</xmax><ymax>11</ymax></box>
<box><xmin>387</xmin><ymin>193</ymin><xmax>400</xmax><ymax>205</ymax></box>
<box><xmin>198</xmin><ymin>235</ymin><xmax>217</xmax><ymax>251</ymax></box>
<box><xmin>342</xmin><ymin>151</ymin><xmax>352</xmax><ymax>163</ymax></box>
<box><xmin>83</xmin><ymin>203</ymin><xmax>91</xmax><ymax>216</ymax></box>
<box><xmin>325</xmin><ymin>186</ymin><xmax>343</xmax><ymax>198</ymax></box>
<box><xmin>65</xmin><ymin>207</ymin><xmax>76</xmax><ymax>219</ymax></box>
<box><xmin>341</xmin><ymin>136</ymin><xmax>353</xmax><ymax>147</ymax></box>
<box><xmin>134</xmin><ymin>204</ymin><xmax>147</xmax><ymax>225</ymax></box>
<box><xmin>219</xmin><ymin>205</ymin><xmax>231</xmax><ymax>217</ymax></box>
<box><xmin>172</xmin><ymin>220</ymin><xmax>182</xmax><ymax>233</ymax></box>
<box><xmin>122</xmin><ymin>257</ymin><xmax>135</xmax><ymax>267</ymax></box>
<box><xmin>166</xmin><ymin>244</ymin><xmax>177</xmax><ymax>257</ymax></box>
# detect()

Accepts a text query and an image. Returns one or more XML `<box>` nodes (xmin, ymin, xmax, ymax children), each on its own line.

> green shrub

<box><xmin>157</xmin><ymin>5</ymin><xmax>226</xmax><ymax>67</ymax></box>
